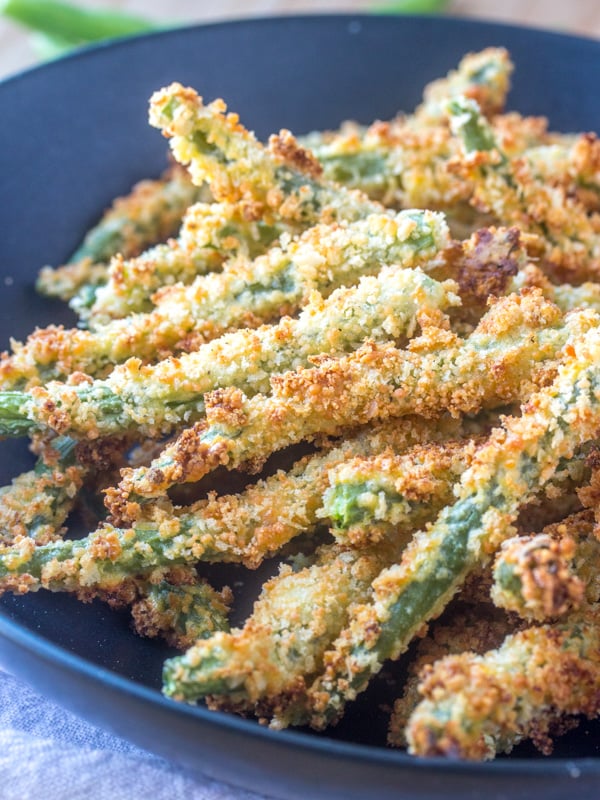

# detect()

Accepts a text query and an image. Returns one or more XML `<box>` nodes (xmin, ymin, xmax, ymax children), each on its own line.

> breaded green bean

<box><xmin>388</xmin><ymin>602</ymin><xmax>514</xmax><ymax>749</ymax></box>
<box><xmin>406</xmin><ymin>610</ymin><xmax>600</xmax><ymax>759</ymax></box>
<box><xmin>448</xmin><ymin>96</ymin><xmax>600</xmax><ymax>283</ymax></box>
<box><xmin>21</xmin><ymin>223</ymin><xmax>586</xmax><ymax>395</ymax></box>
<box><xmin>161</xmin><ymin>444</ymin><xmax>501</xmax><ymax>711</ymax></box>
<box><xmin>36</xmin><ymin>165</ymin><xmax>208</xmax><ymax>302</ymax></box>
<box><xmin>0</xmin><ymin>436</ymin><xmax>82</xmax><ymax>545</ymax></box>
<box><xmin>492</xmin><ymin>533</ymin><xmax>583</xmax><ymax>621</ymax></box>
<box><xmin>168</xmin><ymin>447</ymin><xmax>586</xmax><ymax>723</ymax></box>
<box><xmin>322</xmin><ymin>438</ymin><xmax>481</xmax><ymax>547</ymax></box>
<box><xmin>491</xmin><ymin>509</ymin><xmax>600</xmax><ymax>620</ymax></box>
<box><xmin>162</xmin><ymin>542</ymin><xmax>397</xmax><ymax>710</ymax></box>
<box><xmin>326</xmin><ymin>439</ymin><xmax>590</xmax><ymax>548</ymax></box>
<box><xmin>62</xmin><ymin>51</ymin><xmax>512</xmax><ymax>322</ymax></box>
<box><xmin>0</xmin><ymin>434</ymin><xmax>128</xmax><ymax>546</ymax></box>
<box><xmin>0</xmin><ymin>416</ymin><xmax>468</xmax><ymax>595</ymax></box>
<box><xmin>302</xmin><ymin>48</ymin><xmax>514</xmax><ymax>209</ymax></box>
<box><xmin>305</xmin><ymin>113</ymin><xmax>551</xmax><ymax>222</ymax></box>
<box><xmin>415</xmin><ymin>47</ymin><xmax>513</xmax><ymax>124</ymax></box>
<box><xmin>0</xmin><ymin>261</ymin><xmax>457</xmax><ymax>439</ymax></box>
<box><xmin>88</xmin><ymin>86</ymin><xmax>385</xmax><ymax>324</ymax></box>
<box><xmin>277</xmin><ymin>307</ymin><xmax>600</xmax><ymax>730</ymax></box>
<box><xmin>80</xmin><ymin>198</ymin><xmax>284</xmax><ymax>323</ymax></box>
<box><xmin>38</xmin><ymin>49</ymin><xmax>511</xmax><ymax>303</ymax></box>
<box><xmin>305</xmin><ymin>46</ymin><xmax>514</xmax><ymax>197</ymax></box>
<box><xmin>131</xmin><ymin>577</ymin><xmax>232</xmax><ymax>650</ymax></box>
<box><xmin>304</xmin><ymin>118</ymin><xmax>469</xmax><ymax>212</ymax></box>
<box><xmin>0</xmin><ymin>209</ymin><xmax>450</xmax><ymax>389</ymax></box>
<box><xmin>511</xmin><ymin>263</ymin><xmax>600</xmax><ymax>315</ymax></box>
<box><xmin>110</xmin><ymin>291</ymin><xmax>573</xmax><ymax>510</ymax></box>
<box><xmin>148</xmin><ymin>84</ymin><xmax>394</xmax><ymax>226</ymax></box>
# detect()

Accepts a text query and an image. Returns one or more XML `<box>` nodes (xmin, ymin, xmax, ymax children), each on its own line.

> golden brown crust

<box><xmin>492</xmin><ymin>534</ymin><xmax>584</xmax><ymax>620</ymax></box>
<box><xmin>268</xmin><ymin>129</ymin><xmax>323</xmax><ymax>180</ymax></box>
<box><xmin>408</xmin><ymin>617</ymin><xmax>600</xmax><ymax>759</ymax></box>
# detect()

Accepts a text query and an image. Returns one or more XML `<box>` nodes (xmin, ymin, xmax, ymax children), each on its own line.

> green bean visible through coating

<box><xmin>491</xmin><ymin>509</ymin><xmax>600</xmax><ymax>621</ymax></box>
<box><xmin>406</xmin><ymin>611</ymin><xmax>600</xmax><ymax>759</ymax></box>
<box><xmin>0</xmin><ymin>259</ymin><xmax>456</xmax><ymax>439</ymax></box>
<box><xmin>277</xmin><ymin>309</ymin><xmax>600</xmax><ymax>730</ymax></box>
<box><xmin>322</xmin><ymin>439</ymin><xmax>479</xmax><ymax>547</ymax></box>
<box><xmin>36</xmin><ymin>167</ymin><xmax>207</xmax><ymax>303</ymax></box>
<box><xmin>0</xmin><ymin>416</ymin><xmax>466</xmax><ymax>595</ymax></box>
<box><xmin>447</xmin><ymin>96</ymin><xmax>600</xmax><ymax>283</ymax></box>
<box><xmin>0</xmin><ymin>437</ymin><xmax>82</xmax><ymax>545</ymax></box>
<box><xmin>1</xmin><ymin>209</ymin><xmax>450</xmax><ymax>388</ymax></box>
<box><xmin>81</xmin><ymin>198</ymin><xmax>284</xmax><ymax>323</ymax></box>
<box><xmin>110</xmin><ymin>290</ymin><xmax>573</xmax><ymax>510</ymax></box>
<box><xmin>131</xmin><ymin>578</ymin><xmax>232</xmax><ymax>650</ymax></box>
<box><xmin>162</xmin><ymin>542</ymin><xmax>397</xmax><ymax>710</ymax></box>
<box><xmin>388</xmin><ymin>602</ymin><xmax>514</xmax><ymax>749</ymax></box>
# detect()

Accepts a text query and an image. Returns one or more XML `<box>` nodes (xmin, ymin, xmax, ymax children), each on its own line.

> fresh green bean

<box><xmin>1</xmin><ymin>0</ymin><xmax>157</xmax><ymax>45</ymax></box>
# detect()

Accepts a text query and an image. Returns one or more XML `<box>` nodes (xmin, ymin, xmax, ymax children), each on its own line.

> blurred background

<box><xmin>1</xmin><ymin>0</ymin><xmax>599</xmax><ymax>80</ymax></box>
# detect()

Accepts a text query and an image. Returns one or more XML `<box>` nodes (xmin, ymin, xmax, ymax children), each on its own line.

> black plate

<box><xmin>1</xmin><ymin>14</ymin><xmax>600</xmax><ymax>800</ymax></box>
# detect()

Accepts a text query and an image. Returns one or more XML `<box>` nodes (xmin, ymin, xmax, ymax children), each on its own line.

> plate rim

<box><xmin>2</xmin><ymin>10</ymin><xmax>600</xmax><ymax>91</ymax></box>
<box><xmin>2</xmin><ymin>608</ymin><xmax>599</xmax><ymax>777</ymax></box>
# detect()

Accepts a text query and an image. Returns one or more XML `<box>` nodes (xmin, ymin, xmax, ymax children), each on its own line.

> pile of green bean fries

<box><xmin>2</xmin><ymin>47</ymin><xmax>600</xmax><ymax>760</ymax></box>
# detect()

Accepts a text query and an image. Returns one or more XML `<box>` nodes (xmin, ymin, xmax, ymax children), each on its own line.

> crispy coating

<box><xmin>0</xmin><ymin>210</ymin><xmax>450</xmax><ymax>389</ymax></box>
<box><xmin>416</xmin><ymin>48</ymin><xmax>513</xmax><ymax>123</ymax></box>
<box><xmin>110</xmin><ymin>291</ymin><xmax>572</xmax><ymax>508</ymax></box>
<box><xmin>36</xmin><ymin>165</ymin><xmax>208</xmax><ymax>303</ymax></box>
<box><xmin>542</xmin><ymin>507</ymin><xmax>600</xmax><ymax>607</ymax></box>
<box><xmin>0</xmin><ymin>416</ymin><xmax>470</xmax><ymax>595</ymax></box>
<box><xmin>444</xmin><ymin>226</ymin><xmax>522</xmax><ymax>322</ymax></box>
<box><xmin>277</xmin><ymin>311</ymin><xmax>600</xmax><ymax>730</ymax></box>
<box><xmin>512</xmin><ymin>263</ymin><xmax>600</xmax><ymax>316</ymax></box>
<box><xmin>85</xmin><ymin>198</ymin><xmax>286</xmax><ymax>323</ymax></box>
<box><xmin>16</xmin><ymin>222</ymin><xmax>576</xmax><ymax>394</ymax></box>
<box><xmin>304</xmin><ymin>110</ymin><xmax>555</xmax><ymax>230</ymax></box>
<box><xmin>150</xmin><ymin>83</ymin><xmax>384</xmax><ymax>224</ymax></box>
<box><xmin>406</xmin><ymin>609</ymin><xmax>600</xmax><ymax>759</ymax></box>
<box><xmin>0</xmin><ymin>437</ymin><xmax>83</xmax><ymax>545</ymax></box>
<box><xmin>7</xmin><ymin>50</ymin><xmax>600</xmax><ymax>759</ymax></box>
<box><xmin>0</xmin><ymin>435</ymin><xmax>127</xmax><ymax>546</ymax></box>
<box><xmin>322</xmin><ymin>438</ymin><xmax>482</xmax><ymax>547</ymax></box>
<box><xmin>306</xmin><ymin>117</ymin><xmax>471</xmax><ymax>212</ymax></box>
<box><xmin>3</xmin><ymin>260</ymin><xmax>456</xmax><ymax>441</ymax></box>
<box><xmin>388</xmin><ymin>602</ymin><xmax>515</xmax><ymax>748</ymax></box>
<box><xmin>448</xmin><ymin>97</ymin><xmax>600</xmax><ymax>284</ymax></box>
<box><xmin>491</xmin><ymin>532</ymin><xmax>585</xmax><ymax>621</ymax></box>
<box><xmin>327</xmin><ymin>435</ymin><xmax>591</xmax><ymax>548</ymax></box>
<box><xmin>69</xmin><ymin>50</ymin><xmax>513</xmax><ymax>323</ymax></box>
<box><xmin>302</xmin><ymin>48</ymin><xmax>516</xmax><ymax>211</ymax></box>
<box><xmin>131</xmin><ymin>577</ymin><xmax>232</xmax><ymax>650</ymax></box>
<box><xmin>163</xmin><ymin>541</ymin><xmax>397</xmax><ymax>712</ymax></box>
<box><xmin>87</xmin><ymin>79</ymin><xmax>401</xmax><ymax>326</ymax></box>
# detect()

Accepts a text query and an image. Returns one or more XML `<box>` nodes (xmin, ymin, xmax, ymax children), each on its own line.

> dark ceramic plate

<box><xmin>0</xmin><ymin>14</ymin><xmax>600</xmax><ymax>800</ymax></box>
